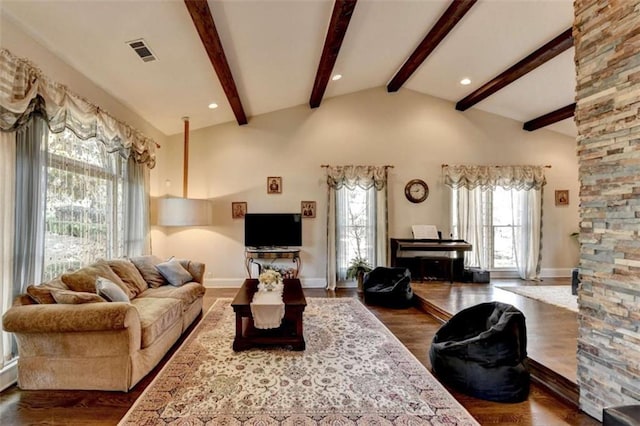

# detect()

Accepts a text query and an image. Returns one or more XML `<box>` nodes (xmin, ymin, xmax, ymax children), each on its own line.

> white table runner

<box><xmin>250</xmin><ymin>284</ymin><xmax>284</xmax><ymax>329</ymax></box>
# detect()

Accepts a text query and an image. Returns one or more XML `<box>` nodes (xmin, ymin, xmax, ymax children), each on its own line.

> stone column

<box><xmin>574</xmin><ymin>0</ymin><xmax>640</xmax><ymax>420</ymax></box>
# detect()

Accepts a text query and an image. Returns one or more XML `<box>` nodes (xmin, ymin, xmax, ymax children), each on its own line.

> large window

<box><xmin>452</xmin><ymin>187</ymin><xmax>534</xmax><ymax>270</ymax></box>
<box><xmin>335</xmin><ymin>186</ymin><xmax>377</xmax><ymax>280</ymax></box>
<box><xmin>44</xmin><ymin>130</ymin><xmax>125</xmax><ymax>279</ymax></box>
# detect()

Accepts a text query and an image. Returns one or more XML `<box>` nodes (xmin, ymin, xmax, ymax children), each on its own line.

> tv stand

<box><xmin>245</xmin><ymin>247</ymin><xmax>301</xmax><ymax>278</ymax></box>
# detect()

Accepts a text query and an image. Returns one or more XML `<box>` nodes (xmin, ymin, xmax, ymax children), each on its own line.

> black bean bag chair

<box><xmin>429</xmin><ymin>301</ymin><xmax>530</xmax><ymax>402</ymax></box>
<box><xmin>363</xmin><ymin>267</ymin><xmax>413</xmax><ymax>308</ymax></box>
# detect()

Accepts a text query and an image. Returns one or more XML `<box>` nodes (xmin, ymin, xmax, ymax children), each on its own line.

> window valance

<box><xmin>0</xmin><ymin>49</ymin><xmax>157</xmax><ymax>168</ymax></box>
<box><xmin>442</xmin><ymin>165</ymin><xmax>547</xmax><ymax>190</ymax></box>
<box><xmin>325</xmin><ymin>165</ymin><xmax>390</xmax><ymax>190</ymax></box>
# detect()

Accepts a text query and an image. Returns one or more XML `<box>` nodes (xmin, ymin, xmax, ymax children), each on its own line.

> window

<box><xmin>452</xmin><ymin>187</ymin><xmax>528</xmax><ymax>270</ymax></box>
<box><xmin>44</xmin><ymin>130</ymin><xmax>125</xmax><ymax>279</ymax></box>
<box><xmin>335</xmin><ymin>186</ymin><xmax>376</xmax><ymax>280</ymax></box>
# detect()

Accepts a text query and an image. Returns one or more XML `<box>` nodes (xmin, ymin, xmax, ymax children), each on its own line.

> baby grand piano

<box><xmin>390</xmin><ymin>238</ymin><xmax>472</xmax><ymax>283</ymax></box>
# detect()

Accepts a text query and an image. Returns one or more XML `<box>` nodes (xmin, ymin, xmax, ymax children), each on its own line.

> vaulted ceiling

<box><xmin>1</xmin><ymin>0</ymin><xmax>577</xmax><ymax>138</ymax></box>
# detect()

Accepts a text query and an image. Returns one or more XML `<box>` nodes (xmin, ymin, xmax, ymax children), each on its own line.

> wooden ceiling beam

<box><xmin>523</xmin><ymin>103</ymin><xmax>576</xmax><ymax>131</ymax></box>
<box><xmin>456</xmin><ymin>28</ymin><xmax>574</xmax><ymax>111</ymax></box>
<box><xmin>387</xmin><ymin>0</ymin><xmax>477</xmax><ymax>93</ymax></box>
<box><xmin>184</xmin><ymin>0</ymin><xmax>247</xmax><ymax>125</ymax></box>
<box><xmin>309</xmin><ymin>0</ymin><xmax>358</xmax><ymax>109</ymax></box>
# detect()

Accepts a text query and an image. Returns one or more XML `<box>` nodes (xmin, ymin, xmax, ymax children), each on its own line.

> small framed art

<box><xmin>232</xmin><ymin>202</ymin><xmax>247</xmax><ymax>219</ymax></box>
<box><xmin>267</xmin><ymin>177</ymin><xmax>282</xmax><ymax>194</ymax></box>
<box><xmin>555</xmin><ymin>190</ymin><xmax>569</xmax><ymax>206</ymax></box>
<box><xmin>301</xmin><ymin>201</ymin><xmax>316</xmax><ymax>218</ymax></box>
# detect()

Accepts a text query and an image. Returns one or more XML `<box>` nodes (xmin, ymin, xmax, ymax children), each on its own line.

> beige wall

<box><xmin>0</xmin><ymin>12</ymin><xmax>167</xmax><ymax>144</ymax></box>
<box><xmin>150</xmin><ymin>88</ymin><xmax>579</xmax><ymax>287</ymax></box>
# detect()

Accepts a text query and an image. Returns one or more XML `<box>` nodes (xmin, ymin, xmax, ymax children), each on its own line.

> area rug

<box><xmin>497</xmin><ymin>285</ymin><xmax>578</xmax><ymax>312</ymax></box>
<box><xmin>119</xmin><ymin>298</ymin><xmax>478</xmax><ymax>425</ymax></box>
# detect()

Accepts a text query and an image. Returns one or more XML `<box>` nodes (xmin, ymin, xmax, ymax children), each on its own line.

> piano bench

<box><xmin>417</xmin><ymin>257</ymin><xmax>453</xmax><ymax>283</ymax></box>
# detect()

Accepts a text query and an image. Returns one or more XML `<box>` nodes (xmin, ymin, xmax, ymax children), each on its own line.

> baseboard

<box><xmin>490</xmin><ymin>268</ymin><xmax>573</xmax><ymax>279</ymax></box>
<box><xmin>0</xmin><ymin>360</ymin><xmax>17</xmax><ymax>392</ymax></box>
<box><xmin>205</xmin><ymin>278</ymin><xmax>327</xmax><ymax>288</ymax></box>
<box><xmin>539</xmin><ymin>268</ymin><xmax>573</xmax><ymax>278</ymax></box>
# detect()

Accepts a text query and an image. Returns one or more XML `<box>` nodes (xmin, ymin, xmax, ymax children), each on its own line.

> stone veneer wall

<box><xmin>574</xmin><ymin>0</ymin><xmax>640</xmax><ymax>420</ymax></box>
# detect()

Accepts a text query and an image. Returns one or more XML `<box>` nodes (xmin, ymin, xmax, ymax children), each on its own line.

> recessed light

<box><xmin>460</xmin><ymin>78</ymin><xmax>471</xmax><ymax>86</ymax></box>
<box><xmin>331</xmin><ymin>74</ymin><xmax>342</xmax><ymax>81</ymax></box>
<box><xmin>208</xmin><ymin>102</ymin><xmax>218</xmax><ymax>109</ymax></box>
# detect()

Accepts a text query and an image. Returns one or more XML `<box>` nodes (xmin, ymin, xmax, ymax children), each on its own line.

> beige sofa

<box><xmin>2</xmin><ymin>256</ymin><xmax>205</xmax><ymax>391</ymax></box>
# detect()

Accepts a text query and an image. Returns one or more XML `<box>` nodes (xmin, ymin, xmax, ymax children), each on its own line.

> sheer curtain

<box><xmin>445</xmin><ymin>165</ymin><xmax>545</xmax><ymax>280</ymax></box>
<box><xmin>325</xmin><ymin>165</ymin><xmax>389</xmax><ymax>290</ymax></box>
<box><xmin>123</xmin><ymin>158</ymin><xmax>151</xmax><ymax>256</ymax></box>
<box><xmin>511</xmin><ymin>188</ymin><xmax>542</xmax><ymax>279</ymax></box>
<box><xmin>0</xmin><ymin>131</ymin><xmax>16</xmax><ymax>374</ymax></box>
<box><xmin>13</xmin><ymin>115</ymin><xmax>48</xmax><ymax>294</ymax></box>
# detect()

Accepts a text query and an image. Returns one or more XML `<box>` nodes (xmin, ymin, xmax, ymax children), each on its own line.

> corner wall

<box><xmin>151</xmin><ymin>88</ymin><xmax>579</xmax><ymax>287</ymax></box>
<box><xmin>574</xmin><ymin>0</ymin><xmax>640</xmax><ymax>419</ymax></box>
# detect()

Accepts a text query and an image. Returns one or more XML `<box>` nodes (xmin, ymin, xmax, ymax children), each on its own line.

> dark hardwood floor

<box><xmin>0</xmin><ymin>282</ymin><xmax>599</xmax><ymax>425</ymax></box>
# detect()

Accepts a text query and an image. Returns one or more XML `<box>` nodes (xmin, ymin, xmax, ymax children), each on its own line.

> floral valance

<box><xmin>0</xmin><ymin>49</ymin><xmax>157</xmax><ymax>168</ymax></box>
<box><xmin>442</xmin><ymin>165</ymin><xmax>547</xmax><ymax>190</ymax></box>
<box><xmin>325</xmin><ymin>165</ymin><xmax>390</xmax><ymax>190</ymax></box>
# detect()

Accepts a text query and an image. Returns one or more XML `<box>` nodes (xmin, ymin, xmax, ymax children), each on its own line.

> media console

<box><xmin>245</xmin><ymin>247</ymin><xmax>301</xmax><ymax>278</ymax></box>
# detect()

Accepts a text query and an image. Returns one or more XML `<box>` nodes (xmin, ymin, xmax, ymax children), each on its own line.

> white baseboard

<box><xmin>490</xmin><ymin>268</ymin><xmax>573</xmax><ymax>279</ymax></box>
<box><xmin>539</xmin><ymin>268</ymin><xmax>573</xmax><ymax>278</ymax></box>
<box><xmin>0</xmin><ymin>360</ymin><xmax>17</xmax><ymax>392</ymax></box>
<box><xmin>205</xmin><ymin>278</ymin><xmax>327</xmax><ymax>288</ymax></box>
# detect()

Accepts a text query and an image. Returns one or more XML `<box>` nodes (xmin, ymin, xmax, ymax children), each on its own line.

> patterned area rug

<box><xmin>120</xmin><ymin>298</ymin><xmax>478</xmax><ymax>425</ymax></box>
<box><xmin>497</xmin><ymin>285</ymin><xmax>578</xmax><ymax>312</ymax></box>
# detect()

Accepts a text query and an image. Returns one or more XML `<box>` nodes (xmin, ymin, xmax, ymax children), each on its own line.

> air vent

<box><xmin>126</xmin><ymin>39</ymin><xmax>157</xmax><ymax>62</ymax></box>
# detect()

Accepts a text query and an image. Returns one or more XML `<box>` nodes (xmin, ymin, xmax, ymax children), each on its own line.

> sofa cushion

<box><xmin>130</xmin><ymin>255</ymin><xmax>168</xmax><ymax>288</ymax></box>
<box><xmin>26</xmin><ymin>278</ymin><xmax>69</xmax><ymax>304</ymax></box>
<box><xmin>130</xmin><ymin>297</ymin><xmax>183</xmax><ymax>348</ymax></box>
<box><xmin>51</xmin><ymin>289</ymin><xmax>106</xmax><ymax>304</ymax></box>
<box><xmin>96</xmin><ymin>277</ymin><xmax>130</xmax><ymax>302</ymax></box>
<box><xmin>61</xmin><ymin>260</ymin><xmax>134</xmax><ymax>299</ymax></box>
<box><xmin>156</xmin><ymin>259</ymin><xmax>193</xmax><ymax>287</ymax></box>
<box><xmin>137</xmin><ymin>283</ymin><xmax>205</xmax><ymax>311</ymax></box>
<box><xmin>107</xmin><ymin>259</ymin><xmax>148</xmax><ymax>296</ymax></box>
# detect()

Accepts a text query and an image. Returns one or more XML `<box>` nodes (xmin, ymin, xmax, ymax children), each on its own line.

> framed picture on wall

<box><xmin>267</xmin><ymin>177</ymin><xmax>282</xmax><ymax>194</ymax></box>
<box><xmin>301</xmin><ymin>201</ymin><xmax>316</xmax><ymax>218</ymax></box>
<box><xmin>232</xmin><ymin>202</ymin><xmax>247</xmax><ymax>219</ymax></box>
<box><xmin>555</xmin><ymin>190</ymin><xmax>569</xmax><ymax>206</ymax></box>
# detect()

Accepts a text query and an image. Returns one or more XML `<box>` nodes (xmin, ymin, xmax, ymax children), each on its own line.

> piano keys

<box><xmin>390</xmin><ymin>238</ymin><xmax>472</xmax><ymax>283</ymax></box>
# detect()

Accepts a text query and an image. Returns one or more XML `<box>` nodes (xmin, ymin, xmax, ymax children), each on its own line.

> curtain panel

<box><xmin>442</xmin><ymin>165</ymin><xmax>546</xmax><ymax>190</ymax></box>
<box><xmin>0</xmin><ymin>49</ymin><xmax>157</xmax><ymax>168</ymax></box>
<box><xmin>325</xmin><ymin>165</ymin><xmax>389</xmax><ymax>290</ymax></box>
<box><xmin>0</xmin><ymin>131</ymin><xmax>16</xmax><ymax>369</ymax></box>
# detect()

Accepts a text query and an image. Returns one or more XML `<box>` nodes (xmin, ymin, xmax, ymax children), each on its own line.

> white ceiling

<box><xmin>1</xmin><ymin>0</ymin><xmax>577</xmax><ymax>138</ymax></box>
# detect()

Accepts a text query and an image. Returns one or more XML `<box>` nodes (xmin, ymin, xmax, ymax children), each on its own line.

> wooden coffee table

<box><xmin>231</xmin><ymin>278</ymin><xmax>306</xmax><ymax>351</ymax></box>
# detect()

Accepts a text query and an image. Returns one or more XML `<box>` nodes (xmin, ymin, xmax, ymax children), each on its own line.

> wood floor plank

<box><xmin>0</xmin><ymin>284</ymin><xmax>598</xmax><ymax>425</ymax></box>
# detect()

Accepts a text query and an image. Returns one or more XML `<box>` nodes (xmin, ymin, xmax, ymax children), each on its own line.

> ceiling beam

<box><xmin>456</xmin><ymin>28</ymin><xmax>574</xmax><ymax>111</ymax></box>
<box><xmin>387</xmin><ymin>0</ymin><xmax>477</xmax><ymax>93</ymax></box>
<box><xmin>309</xmin><ymin>0</ymin><xmax>358</xmax><ymax>109</ymax></box>
<box><xmin>184</xmin><ymin>0</ymin><xmax>247</xmax><ymax>125</ymax></box>
<box><xmin>523</xmin><ymin>103</ymin><xmax>576</xmax><ymax>131</ymax></box>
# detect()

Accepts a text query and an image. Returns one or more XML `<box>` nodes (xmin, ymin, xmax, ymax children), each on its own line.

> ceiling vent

<box><xmin>126</xmin><ymin>39</ymin><xmax>157</xmax><ymax>62</ymax></box>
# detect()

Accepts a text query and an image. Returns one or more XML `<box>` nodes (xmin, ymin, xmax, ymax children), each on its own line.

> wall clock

<box><xmin>404</xmin><ymin>179</ymin><xmax>429</xmax><ymax>203</ymax></box>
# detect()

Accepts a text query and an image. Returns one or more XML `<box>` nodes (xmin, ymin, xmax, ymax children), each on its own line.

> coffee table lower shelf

<box><xmin>233</xmin><ymin>317</ymin><xmax>305</xmax><ymax>351</ymax></box>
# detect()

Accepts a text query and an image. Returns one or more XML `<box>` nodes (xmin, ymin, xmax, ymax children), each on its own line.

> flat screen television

<box><xmin>244</xmin><ymin>213</ymin><xmax>302</xmax><ymax>248</ymax></box>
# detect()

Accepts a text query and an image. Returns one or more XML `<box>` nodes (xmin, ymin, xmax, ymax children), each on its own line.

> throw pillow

<box><xmin>130</xmin><ymin>255</ymin><xmax>168</xmax><ymax>288</ymax></box>
<box><xmin>26</xmin><ymin>278</ymin><xmax>69</xmax><ymax>304</ymax></box>
<box><xmin>156</xmin><ymin>258</ymin><xmax>193</xmax><ymax>287</ymax></box>
<box><xmin>51</xmin><ymin>289</ymin><xmax>106</xmax><ymax>304</ymax></box>
<box><xmin>107</xmin><ymin>259</ymin><xmax>148</xmax><ymax>296</ymax></box>
<box><xmin>96</xmin><ymin>277</ymin><xmax>130</xmax><ymax>303</ymax></box>
<box><xmin>61</xmin><ymin>260</ymin><xmax>134</xmax><ymax>298</ymax></box>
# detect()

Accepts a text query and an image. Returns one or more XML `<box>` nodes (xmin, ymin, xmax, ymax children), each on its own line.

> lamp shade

<box><xmin>157</xmin><ymin>197</ymin><xmax>212</xmax><ymax>226</ymax></box>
